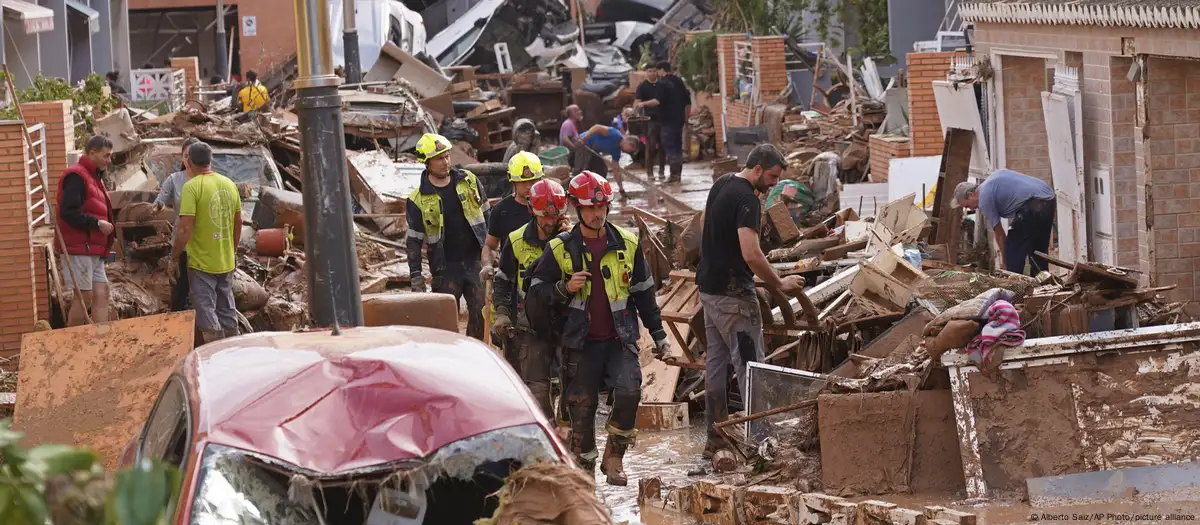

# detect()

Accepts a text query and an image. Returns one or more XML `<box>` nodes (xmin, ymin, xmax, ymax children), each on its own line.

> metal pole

<box><xmin>342</xmin><ymin>0</ymin><xmax>361</xmax><ymax>83</ymax></box>
<box><xmin>294</xmin><ymin>0</ymin><xmax>364</xmax><ymax>327</ymax></box>
<box><xmin>214</xmin><ymin>0</ymin><xmax>228</xmax><ymax>82</ymax></box>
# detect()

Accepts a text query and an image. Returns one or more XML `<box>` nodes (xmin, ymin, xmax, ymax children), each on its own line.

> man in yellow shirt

<box><xmin>172</xmin><ymin>142</ymin><xmax>244</xmax><ymax>343</ymax></box>
<box><xmin>237</xmin><ymin>70</ymin><xmax>269</xmax><ymax>112</ymax></box>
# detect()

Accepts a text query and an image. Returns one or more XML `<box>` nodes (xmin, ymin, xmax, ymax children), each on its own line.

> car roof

<box><xmin>179</xmin><ymin>326</ymin><xmax>544</xmax><ymax>474</ymax></box>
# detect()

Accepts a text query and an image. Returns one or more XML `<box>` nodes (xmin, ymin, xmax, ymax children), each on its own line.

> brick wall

<box><xmin>751</xmin><ymin>36</ymin><xmax>789</xmax><ymax>101</ymax></box>
<box><xmin>20</xmin><ymin>101</ymin><xmax>74</xmax><ymax>209</ymax></box>
<box><xmin>906</xmin><ymin>52</ymin><xmax>960</xmax><ymax>157</ymax></box>
<box><xmin>726</xmin><ymin>100</ymin><xmax>752</xmax><ymax>128</ymax></box>
<box><xmin>0</xmin><ymin>121</ymin><xmax>36</xmax><ymax>359</ymax></box>
<box><xmin>170</xmin><ymin>57</ymin><xmax>201</xmax><ymax>102</ymax></box>
<box><xmin>973</xmin><ymin>22</ymin><xmax>1200</xmax><ymax>299</ymax></box>
<box><xmin>1143</xmin><ymin>57</ymin><xmax>1200</xmax><ymax>306</ymax></box>
<box><xmin>716</xmin><ymin>34</ymin><xmax>743</xmax><ymax>103</ymax></box>
<box><xmin>868</xmin><ymin>135</ymin><xmax>912</xmax><ymax>182</ymax></box>
<box><xmin>1001</xmin><ymin>55</ymin><xmax>1052</xmax><ymax>184</ymax></box>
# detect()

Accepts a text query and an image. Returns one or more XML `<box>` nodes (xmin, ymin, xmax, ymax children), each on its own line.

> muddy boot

<box><xmin>702</xmin><ymin>440</ymin><xmax>723</xmax><ymax>460</ymax></box>
<box><xmin>200</xmin><ymin>330</ymin><xmax>225</xmax><ymax>344</ymax></box>
<box><xmin>600</xmin><ymin>440</ymin><xmax>630</xmax><ymax>486</ymax></box>
<box><xmin>223</xmin><ymin>327</ymin><xmax>240</xmax><ymax>339</ymax></box>
<box><xmin>573</xmin><ymin>449</ymin><xmax>598</xmax><ymax>474</ymax></box>
<box><xmin>667</xmin><ymin>163</ymin><xmax>682</xmax><ymax>184</ymax></box>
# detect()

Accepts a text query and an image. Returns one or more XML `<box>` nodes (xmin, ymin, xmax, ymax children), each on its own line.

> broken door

<box><xmin>1042</xmin><ymin>64</ymin><xmax>1089</xmax><ymax>266</ymax></box>
<box><xmin>1089</xmin><ymin>166</ymin><xmax>1116</xmax><ymax>266</ymax></box>
<box><xmin>931</xmin><ymin>80</ymin><xmax>992</xmax><ymax>177</ymax></box>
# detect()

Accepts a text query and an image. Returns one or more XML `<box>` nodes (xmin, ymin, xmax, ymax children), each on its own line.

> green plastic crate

<box><xmin>539</xmin><ymin>146</ymin><xmax>570</xmax><ymax>166</ymax></box>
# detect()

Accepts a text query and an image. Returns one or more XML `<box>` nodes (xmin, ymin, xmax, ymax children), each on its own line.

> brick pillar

<box><xmin>171</xmin><ymin>57</ymin><xmax>201</xmax><ymax>102</ymax></box>
<box><xmin>0</xmin><ymin>120</ymin><xmax>36</xmax><ymax>359</ymax></box>
<box><xmin>20</xmin><ymin>100</ymin><xmax>74</xmax><ymax>208</ymax></box>
<box><xmin>906</xmin><ymin>51</ymin><xmax>962</xmax><ymax>157</ymax></box>
<box><xmin>751</xmin><ymin>36</ymin><xmax>788</xmax><ymax>99</ymax></box>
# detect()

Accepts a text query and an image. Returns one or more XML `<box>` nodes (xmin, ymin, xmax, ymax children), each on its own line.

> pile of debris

<box><xmin>634</xmin><ymin>187</ymin><xmax>1192</xmax><ymax>504</ymax></box>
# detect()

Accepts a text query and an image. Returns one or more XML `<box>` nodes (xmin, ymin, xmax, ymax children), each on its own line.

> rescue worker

<box><xmin>484</xmin><ymin>151</ymin><xmax>542</xmax><ymax>270</ymax></box>
<box><xmin>406</xmin><ymin>133</ymin><xmax>491</xmax><ymax>340</ymax></box>
<box><xmin>527</xmin><ymin>171</ymin><xmax>670</xmax><ymax>486</ymax></box>
<box><xmin>493</xmin><ymin>179</ymin><xmax>569</xmax><ymax>420</ymax></box>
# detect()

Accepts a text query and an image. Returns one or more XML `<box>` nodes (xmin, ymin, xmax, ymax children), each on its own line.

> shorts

<box><xmin>62</xmin><ymin>255</ymin><xmax>107</xmax><ymax>292</ymax></box>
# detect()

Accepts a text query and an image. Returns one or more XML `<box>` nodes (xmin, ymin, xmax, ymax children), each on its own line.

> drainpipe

<box><xmin>214</xmin><ymin>0</ymin><xmax>228</xmax><ymax>82</ymax></box>
<box><xmin>343</xmin><ymin>0</ymin><xmax>361</xmax><ymax>83</ymax></box>
<box><xmin>293</xmin><ymin>0</ymin><xmax>364</xmax><ymax>327</ymax></box>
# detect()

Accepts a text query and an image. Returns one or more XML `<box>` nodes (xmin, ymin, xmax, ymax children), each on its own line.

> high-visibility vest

<box><xmin>508</xmin><ymin>223</ymin><xmax>546</xmax><ymax>298</ymax></box>
<box><xmin>546</xmin><ymin>225</ymin><xmax>640</xmax><ymax>313</ymax></box>
<box><xmin>406</xmin><ymin>169</ymin><xmax>487</xmax><ymax>247</ymax></box>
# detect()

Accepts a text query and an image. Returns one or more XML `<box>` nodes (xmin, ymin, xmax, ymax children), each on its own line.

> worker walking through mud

<box><xmin>58</xmin><ymin>136</ymin><xmax>116</xmax><ymax>326</ymax></box>
<box><xmin>154</xmin><ymin>137</ymin><xmax>202</xmax><ymax>312</ymax></box>
<box><xmin>697</xmin><ymin>144</ymin><xmax>804</xmax><ymax>459</ymax></box>
<box><xmin>407</xmin><ymin>133</ymin><xmax>491</xmax><ymax>341</ymax></box>
<box><xmin>172</xmin><ymin>142</ymin><xmax>243</xmax><ymax>343</ymax></box>
<box><xmin>493</xmin><ymin>178</ymin><xmax>570</xmax><ymax>420</ymax></box>
<box><xmin>528</xmin><ymin>171</ymin><xmax>670</xmax><ymax>486</ymax></box>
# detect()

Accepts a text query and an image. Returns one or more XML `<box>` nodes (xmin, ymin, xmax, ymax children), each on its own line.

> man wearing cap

<box><xmin>407</xmin><ymin>133</ymin><xmax>491</xmax><ymax>340</ymax></box>
<box><xmin>953</xmin><ymin>169</ymin><xmax>1056</xmax><ymax>276</ymax></box>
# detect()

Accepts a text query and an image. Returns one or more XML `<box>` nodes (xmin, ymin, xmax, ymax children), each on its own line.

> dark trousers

<box><xmin>563</xmin><ymin>338</ymin><xmax>642</xmax><ymax>467</ymax></box>
<box><xmin>432</xmin><ymin>260</ymin><xmax>485</xmax><ymax>340</ymax></box>
<box><xmin>661</xmin><ymin>121</ymin><xmax>684</xmax><ymax>164</ymax></box>
<box><xmin>1004</xmin><ymin>197</ymin><xmax>1056</xmax><ymax>276</ymax></box>
<box><xmin>645</xmin><ymin>121</ymin><xmax>665</xmax><ymax>175</ymax></box>
<box><xmin>502</xmin><ymin>328</ymin><xmax>555</xmax><ymax>421</ymax></box>
<box><xmin>170</xmin><ymin>251</ymin><xmax>190</xmax><ymax>312</ymax></box>
<box><xmin>661</xmin><ymin>121</ymin><xmax>684</xmax><ymax>180</ymax></box>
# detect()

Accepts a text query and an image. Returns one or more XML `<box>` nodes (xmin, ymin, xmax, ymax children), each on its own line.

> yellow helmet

<box><xmin>415</xmin><ymin>133</ymin><xmax>453</xmax><ymax>163</ymax></box>
<box><xmin>507</xmin><ymin>151</ymin><xmax>545</xmax><ymax>182</ymax></box>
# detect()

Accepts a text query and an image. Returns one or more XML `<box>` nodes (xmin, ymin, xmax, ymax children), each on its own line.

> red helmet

<box><xmin>529</xmin><ymin>179</ymin><xmax>568</xmax><ymax>217</ymax></box>
<box><xmin>568</xmin><ymin>171</ymin><xmax>613</xmax><ymax>206</ymax></box>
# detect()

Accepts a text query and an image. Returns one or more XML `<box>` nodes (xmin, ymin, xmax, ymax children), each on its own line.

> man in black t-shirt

<box><xmin>634</xmin><ymin>64</ymin><xmax>666</xmax><ymax>179</ymax></box>
<box><xmin>696</xmin><ymin>144</ymin><xmax>804</xmax><ymax>458</ymax></box>
<box><xmin>484</xmin><ymin>151</ymin><xmax>545</xmax><ymax>274</ymax></box>
<box><xmin>657</xmin><ymin>61</ymin><xmax>691</xmax><ymax>184</ymax></box>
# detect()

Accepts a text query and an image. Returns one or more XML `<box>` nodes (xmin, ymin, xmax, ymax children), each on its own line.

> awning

<box><xmin>1</xmin><ymin>0</ymin><xmax>53</xmax><ymax>35</ymax></box>
<box><xmin>65</xmin><ymin>0</ymin><xmax>98</xmax><ymax>34</ymax></box>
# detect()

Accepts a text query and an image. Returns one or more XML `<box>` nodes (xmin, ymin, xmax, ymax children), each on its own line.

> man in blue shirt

<box><xmin>953</xmin><ymin>169</ymin><xmax>1057</xmax><ymax>275</ymax></box>
<box><xmin>577</xmin><ymin>124</ymin><xmax>640</xmax><ymax>198</ymax></box>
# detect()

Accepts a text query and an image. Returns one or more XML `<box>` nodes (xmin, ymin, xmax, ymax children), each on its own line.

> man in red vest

<box><xmin>58</xmin><ymin>136</ymin><xmax>115</xmax><ymax>326</ymax></box>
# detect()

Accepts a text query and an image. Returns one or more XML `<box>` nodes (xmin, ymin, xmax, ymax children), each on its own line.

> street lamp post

<box><xmin>214</xmin><ymin>0</ymin><xmax>228</xmax><ymax>81</ymax></box>
<box><xmin>293</xmin><ymin>0</ymin><xmax>364</xmax><ymax>327</ymax></box>
<box><xmin>343</xmin><ymin>0</ymin><xmax>361</xmax><ymax>83</ymax></box>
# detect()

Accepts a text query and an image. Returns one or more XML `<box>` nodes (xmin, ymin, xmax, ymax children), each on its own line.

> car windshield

<box><xmin>147</xmin><ymin>151</ymin><xmax>274</xmax><ymax>189</ymax></box>
<box><xmin>189</xmin><ymin>424</ymin><xmax>558</xmax><ymax>524</ymax></box>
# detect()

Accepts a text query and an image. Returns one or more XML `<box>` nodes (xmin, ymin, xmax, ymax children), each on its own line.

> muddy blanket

<box><xmin>474</xmin><ymin>462</ymin><xmax>612</xmax><ymax>525</ymax></box>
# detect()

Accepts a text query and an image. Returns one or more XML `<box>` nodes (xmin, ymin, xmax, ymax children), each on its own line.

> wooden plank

<box><xmin>766</xmin><ymin>201</ymin><xmax>801</xmax><ymax>243</ymax></box>
<box><xmin>822</xmin><ymin>239</ymin><xmax>868</xmax><ymax>261</ymax></box>
<box><xmin>929</xmin><ymin>127</ymin><xmax>974</xmax><ymax>262</ymax></box>
<box><xmin>465</xmin><ymin>98</ymin><xmax>503</xmax><ymax>118</ymax></box>
<box><xmin>635</xmin><ymin>402</ymin><xmax>690</xmax><ymax>430</ymax></box>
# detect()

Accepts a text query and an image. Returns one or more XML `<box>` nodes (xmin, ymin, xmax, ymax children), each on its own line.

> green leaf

<box><xmin>14</xmin><ymin>484</ymin><xmax>47</xmax><ymax>525</ymax></box>
<box><xmin>0</xmin><ymin>420</ymin><xmax>24</xmax><ymax>449</ymax></box>
<box><xmin>0</xmin><ymin>484</ymin><xmax>15</xmax><ymax>523</ymax></box>
<box><xmin>24</xmin><ymin>444</ymin><xmax>98</xmax><ymax>478</ymax></box>
<box><xmin>112</xmin><ymin>463</ymin><xmax>172</xmax><ymax>525</ymax></box>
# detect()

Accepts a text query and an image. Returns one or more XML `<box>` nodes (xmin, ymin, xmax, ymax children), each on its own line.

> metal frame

<box><xmin>744</xmin><ymin>361</ymin><xmax>827</xmax><ymax>440</ymax></box>
<box><xmin>942</xmin><ymin>322</ymin><xmax>1200</xmax><ymax>500</ymax></box>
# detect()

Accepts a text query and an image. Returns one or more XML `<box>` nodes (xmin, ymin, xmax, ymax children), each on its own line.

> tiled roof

<box><xmin>960</xmin><ymin>1</ymin><xmax>1200</xmax><ymax>28</ymax></box>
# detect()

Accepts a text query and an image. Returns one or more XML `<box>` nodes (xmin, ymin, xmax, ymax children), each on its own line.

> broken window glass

<box><xmin>189</xmin><ymin>424</ymin><xmax>560</xmax><ymax>525</ymax></box>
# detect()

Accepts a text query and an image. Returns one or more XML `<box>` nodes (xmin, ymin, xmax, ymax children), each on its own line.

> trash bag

<box><xmin>440</xmin><ymin>118</ymin><xmax>478</xmax><ymax>142</ymax></box>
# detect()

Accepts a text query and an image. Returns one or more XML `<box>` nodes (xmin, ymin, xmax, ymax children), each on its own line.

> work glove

<box><xmin>492</xmin><ymin>314</ymin><xmax>515</xmax><ymax>340</ymax></box>
<box><xmin>652</xmin><ymin>330</ymin><xmax>670</xmax><ymax>360</ymax></box>
<box><xmin>410</xmin><ymin>274</ymin><xmax>425</xmax><ymax>293</ymax></box>
<box><xmin>480</xmin><ymin>265</ymin><xmax>495</xmax><ymax>282</ymax></box>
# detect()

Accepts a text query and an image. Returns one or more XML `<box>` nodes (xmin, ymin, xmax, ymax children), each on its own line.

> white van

<box><xmin>330</xmin><ymin>0</ymin><xmax>429</xmax><ymax>74</ymax></box>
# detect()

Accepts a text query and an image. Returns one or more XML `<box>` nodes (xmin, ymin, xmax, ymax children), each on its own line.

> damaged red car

<box><xmin>119</xmin><ymin>326</ymin><xmax>571</xmax><ymax>524</ymax></box>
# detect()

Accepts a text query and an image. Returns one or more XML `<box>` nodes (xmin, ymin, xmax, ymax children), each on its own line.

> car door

<box><xmin>138</xmin><ymin>376</ymin><xmax>192</xmax><ymax>472</ymax></box>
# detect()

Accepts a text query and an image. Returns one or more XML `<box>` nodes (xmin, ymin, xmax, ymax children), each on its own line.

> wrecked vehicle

<box><xmin>119</xmin><ymin>326</ymin><xmax>569</xmax><ymax>524</ymax></box>
<box><xmin>428</xmin><ymin>0</ymin><xmax>573</xmax><ymax>71</ymax></box>
<box><xmin>114</xmin><ymin>140</ymin><xmax>285</xmax><ymax>217</ymax></box>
